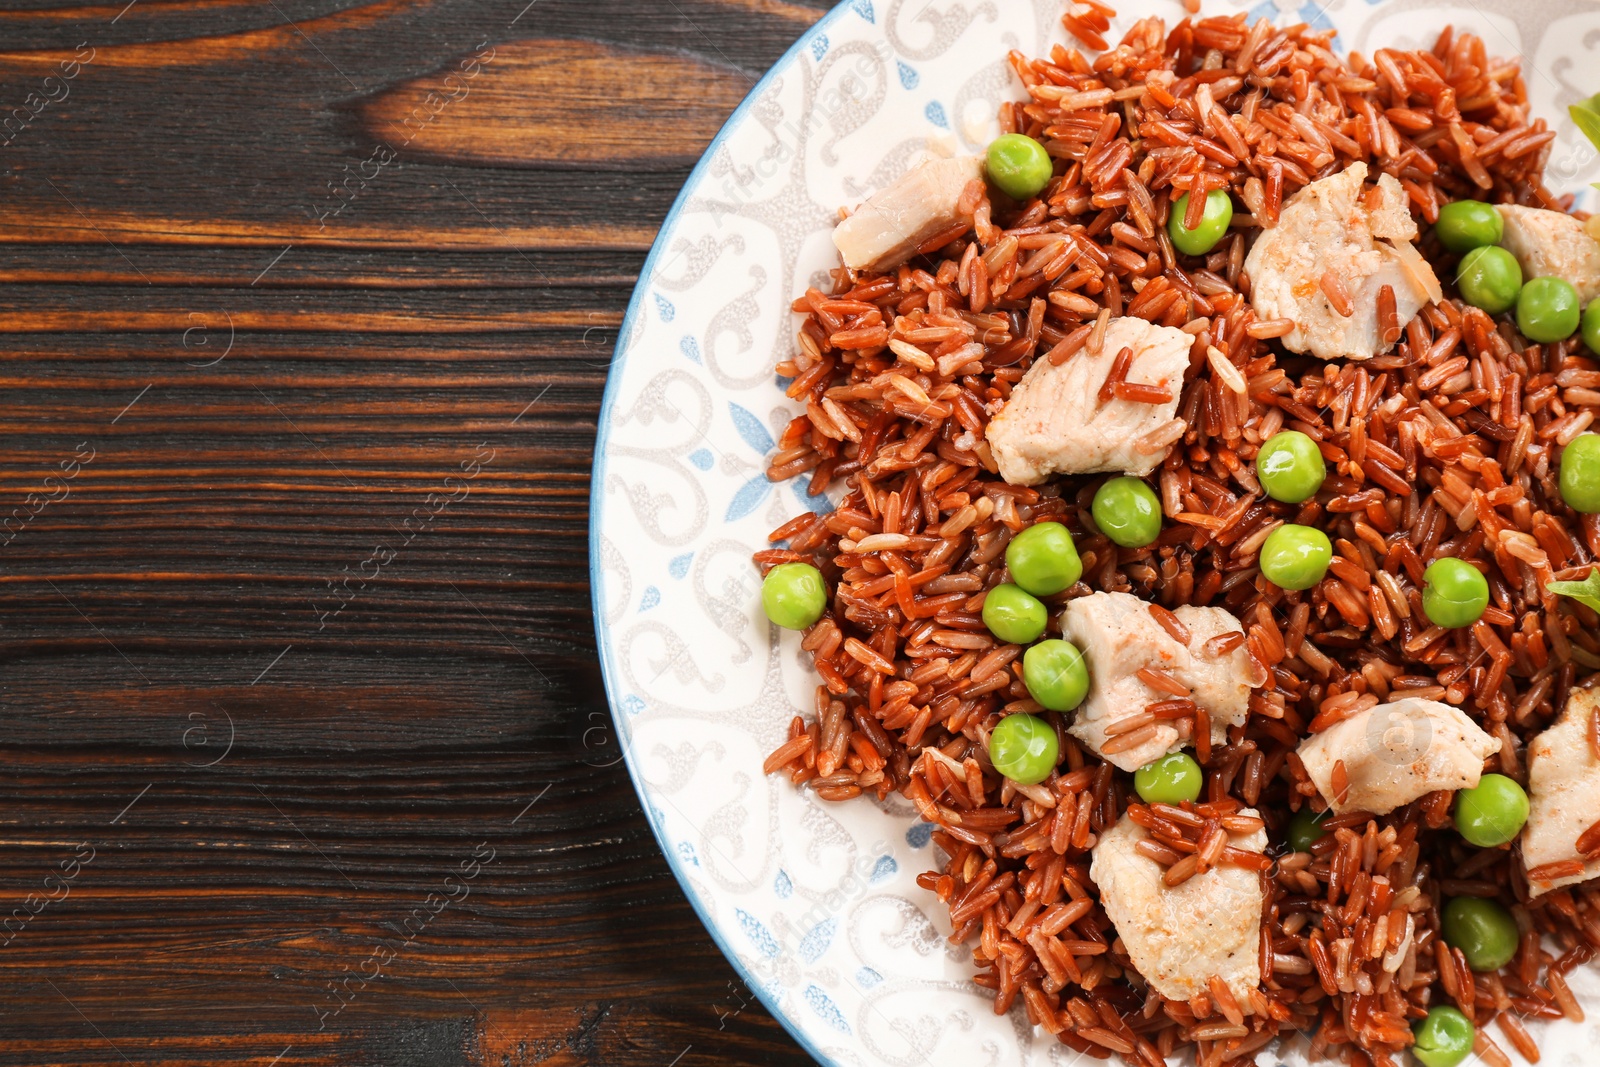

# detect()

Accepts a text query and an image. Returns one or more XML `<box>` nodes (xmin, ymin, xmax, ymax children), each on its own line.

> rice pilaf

<box><xmin>758</xmin><ymin>7</ymin><xmax>1600</xmax><ymax>1066</ymax></box>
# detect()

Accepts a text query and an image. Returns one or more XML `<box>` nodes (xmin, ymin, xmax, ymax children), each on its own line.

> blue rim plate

<box><xmin>589</xmin><ymin>2</ymin><xmax>1600</xmax><ymax>1063</ymax></box>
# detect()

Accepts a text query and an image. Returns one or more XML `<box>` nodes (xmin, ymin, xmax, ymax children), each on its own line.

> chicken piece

<box><xmin>831</xmin><ymin>156</ymin><xmax>983</xmax><ymax>273</ymax></box>
<box><xmin>1296</xmin><ymin>697</ymin><xmax>1497</xmax><ymax>815</ymax></box>
<box><xmin>984</xmin><ymin>316</ymin><xmax>1190</xmax><ymax>484</ymax></box>
<box><xmin>1496</xmin><ymin>205</ymin><xmax>1600</xmax><ymax>304</ymax></box>
<box><xmin>1059</xmin><ymin>591</ymin><xmax>1260</xmax><ymax>771</ymax></box>
<box><xmin>1173</xmin><ymin>605</ymin><xmax>1259</xmax><ymax>717</ymax></box>
<box><xmin>1522</xmin><ymin>687</ymin><xmax>1600</xmax><ymax>896</ymax></box>
<box><xmin>1090</xmin><ymin>810</ymin><xmax>1267</xmax><ymax>1004</ymax></box>
<box><xmin>1245</xmin><ymin>162</ymin><xmax>1442</xmax><ymax>361</ymax></box>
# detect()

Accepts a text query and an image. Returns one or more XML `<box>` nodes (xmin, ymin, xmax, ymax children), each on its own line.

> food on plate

<box><xmin>1294</xmin><ymin>697</ymin><xmax>1498</xmax><ymax>814</ymax></box>
<box><xmin>987</xmin><ymin>133</ymin><xmax>1057</xmax><ymax>201</ymax></box>
<box><xmin>1059</xmin><ymin>591</ymin><xmax>1256</xmax><ymax>771</ymax></box>
<box><xmin>1131</xmin><ymin>751</ymin><xmax>1202</xmax><ymax>805</ymax></box>
<box><xmin>988</xmin><ymin>709</ymin><xmax>1062</xmax><ymax>785</ymax></box>
<box><xmin>1167</xmin><ymin>189</ymin><xmax>1232</xmax><ymax>256</ymax></box>
<box><xmin>1440</xmin><ymin>895</ymin><xmax>1520</xmax><ymax>972</ymax></box>
<box><xmin>982</xmin><ymin>581</ymin><xmax>1049</xmax><ymax>644</ymax></box>
<box><xmin>831</xmin><ymin>155</ymin><xmax>984</xmax><ymax>273</ymax></box>
<box><xmin>1454</xmin><ymin>244</ymin><xmax>1523</xmax><ymax>314</ymax></box>
<box><xmin>1088</xmin><ymin>807</ymin><xmax>1267</xmax><ymax>1003</ymax></box>
<box><xmin>1517</xmin><ymin>275</ymin><xmax>1582</xmax><ymax>344</ymax></box>
<box><xmin>1432</xmin><ymin>199</ymin><xmax>1503</xmax><ymax>255</ymax></box>
<box><xmin>1256</xmin><ymin>522</ymin><xmax>1331</xmax><ymax>590</ymax></box>
<box><xmin>1242</xmin><ymin>162</ymin><xmax>1442</xmax><ymax>362</ymax></box>
<box><xmin>1252</xmin><ymin>429</ymin><xmax>1325</xmax><ymax>504</ymax></box>
<box><xmin>1522</xmin><ymin>686</ymin><xmax>1600</xmax><ymax>895</ymax></box>
<box><xmin>1496</xmin><ymin>204</ymin><xmax>1600</xmax><ymax>304</ymax></box>
<box><xmin>1419</xmin><ymin>557</ymin><xmax>1489</xmax><ymax>629</ymax></box>
<box><xmin>1561</xmin><ymin>433</ymin><xmax>1600</xmax><ymax>512</ymax></box>
<box><xmin>1285</xmin><ymin>804</ymin><xmax>1328</xmax><ymax>853</ymax></box>
<box><xmin>759</xmin><ymin>561</ymin><xmax>827</xmax><ymax>630</ymax></box>
<box><xmin>984</xmin><ymin>314</ymin><xmax>1191</xmax><ymax>482</ymax></box>
<box><xmin>1090</xmin><ymin>475</ymin><xmax>1163</xmax><ymax>547</ymax></box>
<box><xmin>1021</xmin><ymin>637</ymin><xmax>1089</xmax><ymax>712</ymax></box>
<box><xmin>1451</xmin><ymin>772</ymin><xmax>1528</xmax><ymax>848</ymax></box>
<box><xmin>755</xmin><ymin>5</ymin><xmax>1600</xmax><ymax>1063</ymax></box>
<box><xmin>1004</xmin><ymin>519</ymin><xmax>1082</xmax><ymax>595</ymax></box>
<box><xmin>1411</xmin><ymin>1005</ymin><xmax>1475</xmax><ymax>1067</ymax></box>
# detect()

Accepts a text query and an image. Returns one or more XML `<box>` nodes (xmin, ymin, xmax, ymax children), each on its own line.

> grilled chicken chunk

<box><xmin>831</xmin><ymin>156</ymin><xmax>983</xmax><ymax>273</ymax></box>
<box><xmin>1172</xmin><ymin>605</ymin><xmax>1259</xmax><ymax>717</ymax></box>
<box><xmin>1296</xmin><ymin>697</ymin><xmax>1497</xmax><ymax>815</ymax></box>
<box><xmin>985</xmin><ymin>316</ymin><xmax>1190</xmax><ymax>484</ymax></box>
<box><xmin>1091</xmin><ymin>810</ymin><xmax>1267</xmax><ymax>1004</ymax></box>
<box><xmin>1059</xmin><ymin>591</ymin><xmax>1259</xmax><ymax>772</ymax></box>
<box><xmin>1496</xmin><ymin>204</ymin><xmax>1600</xmax><ymax>305</ymax></box>
<box><xmin>1244</xmin><ymin>162</ymin><xmax>1441</xmax><ymax>361</ymax></box>
<box><xmin>1523</xmin><ymin>686</ymin><xmax>1600</xmax><ymax>896</ymax></box>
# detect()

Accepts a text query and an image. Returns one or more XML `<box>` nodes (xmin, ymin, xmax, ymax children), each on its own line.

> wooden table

<box><xmin>0</xmin><ymin>1</ymin><xmax>824</xmax><ymax>1062</ymax></box>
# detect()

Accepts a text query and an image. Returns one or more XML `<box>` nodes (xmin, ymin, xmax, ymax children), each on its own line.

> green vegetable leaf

<box><xmin>1575</xmin><ymin>93</ymin><xmax>1600</xmax><ymax>145</ymax></box>
<box><xmin>1548</xmin><ymin>568</ymin><xmax>1600</xmax><ymax>613</ymax></box>
<box><xmin>1572</xmin><ymin>94</ymin><xmax>1600</xmax><ymax>191</ymax></box>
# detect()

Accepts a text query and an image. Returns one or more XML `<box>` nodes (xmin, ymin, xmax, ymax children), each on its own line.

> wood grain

<box><xmin>0</xmin><ymin>0</ymin><xmax>827</xmax><ymax>1062</ymax></box>
<box><xmin>0</xmin><ymin>213</ymin><xmax>661</xmax><ymax>250</ymax></box>
<box><xmin>357</xmin><ymin>39</ymin><xmax>757</xmax><ymax>168</ymax></box>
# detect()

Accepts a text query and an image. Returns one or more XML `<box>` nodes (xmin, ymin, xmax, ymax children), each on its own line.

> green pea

<box><xmin>1091</xmin><ymin>477</ymin><xmax>1163</xmax><ymax>548</ymax></box>
<box><xmin>981</xmin><ymin>583</ymin><xmax>1048</xmax><ymax>644</ymax></box>
<box><xmin>1583</xmin><ymin>299</ymin><xmax>1600</xmax><ymax>357</ymax></box>
<box><xmin>1006</xmin><ymin>521</ymin><xmax>1082</xmax><ymax>597</ymax></box>
<box><xmin>1412</xmin><ymin>1006</ymin><xmax>1475</xmax><ymax>1067</ymax></box>
<box><xmin>1441</xmin><ymin>896</ymin><xmax>1520</xmax><ymax>972</ymax></box>
<box><xmin>1455</xmin><ymin>245</ymin><xmax>1522</xmax><ymax>315</ymax></box>
<box><xmin>986</xmin><ymin>134</ymin><xmax>1054</xmax><ymax>201</ymax></box>
<box><xmin>1022</xmin><ymin>639</ymin><xmax>1090</xmax><ymax>712</ymax></box>
<box><xmin>1560</xmin><ymin>433</ymin><xmax>1600</xmax><ymax>513</ymax></box>
<box><xmin>760</xmin><ymin>562</ymin><xmax>827</xmax><ymax>630</ymax></box>
<box><xmin>1255</xmin><ymin>430</ymin><xmax>1327</xmax><ymax>504</ymax></box>
<box><xmin>1433</xmin><ymin>200</ymin><xmax>1503</xmax><ymax>254</ymax></box>
<box><xmin>1421</xmin><ymin>557</ymin><xmax>1489</xmax><ymax>630</ymax></box>
<box><xmin>1453</xmin><ymin>773</ymin><xmax>1529</xmax><ymax>848</ymax></box>
<box><xmin>1517</xmin><ymin>276</ymin><xmax>1581</xmax><ymax>343</ymax></box>
<box><xmin>988</xmin><ymin>712</ymin><xmax>1060</xmax><ymax>785</ymax></box>
<box><xmin>1258</xmin><ymin>524</ymin><xmax>1332</xmax><ymax>591</ymax></box>
<box><xmin>1287</xmin><ymin>806</ymin><xmax>1329</xmax><ymax>853</ymax></box>
<box><xmin>1133</xmin><ymin>752</ymin><xmax>1203</xmax><ymax>805</ymax></box>
<box><xmin>1168</xmin><ymin>189</ymin><xmax>1234</xmax><ymax>256</ymax></box>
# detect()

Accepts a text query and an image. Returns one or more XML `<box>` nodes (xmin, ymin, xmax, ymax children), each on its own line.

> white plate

<box><xmin>590</xmin><ymin>1</ymin><xmax>1600</xmax><ymax>1062</ymax></box>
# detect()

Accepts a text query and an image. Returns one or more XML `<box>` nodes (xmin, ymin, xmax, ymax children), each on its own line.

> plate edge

<box><xmin>587</xmin><ymin>4</ymin><xmax>859</xmax><ymax>1065</ymax></box>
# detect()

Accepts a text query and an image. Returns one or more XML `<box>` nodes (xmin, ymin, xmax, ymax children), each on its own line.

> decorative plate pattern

<box><xmin>589</xmin><ymin>1</ymin><xmax>1600</xmax><ymax>1062</ymax></box>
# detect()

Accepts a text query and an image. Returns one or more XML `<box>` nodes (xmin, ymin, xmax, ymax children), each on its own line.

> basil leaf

<box><xmin>1548</xmin><ymin>568</ymin><xmax>1600</xmax><ymax>614</ymax></box>
<box><xmin>1572</xmin><ymin>94</ymin><xmax>1600</xmax><ymax>190</ymax></box>
<box><xmin>1574</xmin><ymin>93</ymin><xmax>1600</xmax><ymax>154</ymax></box>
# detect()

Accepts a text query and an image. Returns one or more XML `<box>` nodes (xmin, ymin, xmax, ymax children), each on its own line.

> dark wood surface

<box><xmin>0</xmin><ymin>2</ymin><xmax>828</xmax><ymax>1063</ymax></box>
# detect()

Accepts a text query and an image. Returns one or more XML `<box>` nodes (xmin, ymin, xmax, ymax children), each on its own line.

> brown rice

<box><xmin>760</xmin><ymin>8</ymin><xmax>1600</xmax><ymax>1066</ymax></box>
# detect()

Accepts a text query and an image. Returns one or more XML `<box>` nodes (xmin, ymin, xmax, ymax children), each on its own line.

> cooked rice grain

<box><xmin>757</xmin><ymin>8</ymin><xmax>1600</xmax><ymax>1065</ymax></box>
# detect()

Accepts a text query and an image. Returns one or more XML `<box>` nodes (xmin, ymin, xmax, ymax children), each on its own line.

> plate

<box><xmin>589</xmin><ymin>1</ymin><xmax>1600</xmax><ymax>1062</ymax></box>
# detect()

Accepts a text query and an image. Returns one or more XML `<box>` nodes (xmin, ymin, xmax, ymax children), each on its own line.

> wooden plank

<box><xmin>357</xmin><ymin>39</ymin><xmax>756</xmax><ymax>168</ymax></box>
<box><xmin>0</xmin><ymin>246</ymin><xmax>645</xmax><ymax>288</ymax></box>
<box><xmin>0</xmin><ymin>212</ymin><xmax>659</xmax><ymax>251</ymax></box>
